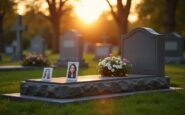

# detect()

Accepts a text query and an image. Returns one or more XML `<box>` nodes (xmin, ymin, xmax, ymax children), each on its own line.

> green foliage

<box><xmin>22</xmin><ymin>53</ymin><xmax>50</xmax><ymax>67</ymax></box>
<box><xmin>136</xmin><ymin>0</ymin><xmax>165</xmax><ymax>32</ymax></box>
<box><xmin>136</xmin><ymin>0</ymin><xmax>185</xmax><ymax>37</ymax></box>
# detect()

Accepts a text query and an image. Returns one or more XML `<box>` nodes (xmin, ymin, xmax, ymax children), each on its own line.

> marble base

<box><xmin>20</xmin><ymin>75</ymin><xmax>170</xmax><ymax>99</ymax></box>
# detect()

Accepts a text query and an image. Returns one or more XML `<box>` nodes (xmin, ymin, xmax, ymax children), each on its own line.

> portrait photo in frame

<box><xmin>66</xmin><ymin>62</ymin><xmax>79</xmax><ymax>82</ymax></box>
<box><xmin>42</xmin><ymin>67</ymin><xmax>53</xmax><ymax>81</ymax></box>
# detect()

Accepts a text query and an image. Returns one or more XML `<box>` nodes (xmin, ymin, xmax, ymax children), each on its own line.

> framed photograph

<box><xmin>66</xmin><ymin>62</ymin><xmax>79</xmax><ymax>82</ymax></box>
<box><xmin>42</xmin><ymin>67</ymin><xmax>53</xmax><ymax>81</ymax></box>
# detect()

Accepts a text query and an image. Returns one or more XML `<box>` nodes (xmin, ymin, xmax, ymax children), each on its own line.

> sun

<box><xmin>74</xmin><ymin>0</ymin><xmax>108</xmax><ymax>23</ymax></box>
<box><xmin>74</xmin><ymin>0</ymin><xmax>139</xmax><ymax>24</ymax></box>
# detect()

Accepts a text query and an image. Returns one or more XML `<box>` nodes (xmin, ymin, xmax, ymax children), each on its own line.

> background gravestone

<box><xmin>164</xmin><ymin>32</ymin><xmax>184</xmax><ymax>63</ymax></box>
<box><xmin>94</xmin><ymin>43</ymin><xmax>112</xmax><ymax>60</ymax></box>
<box><xmin>83</xmin><ymin>41</ymin><xmax>94</xmax><ymax>53</ymax></box>
<box><xmin>11</xmin><ymin>15</ymin><xmax>27</xmax><ymax>60</ymax></box>
<box><xmin>30</xmin><ymin>35</ymin><xmax>45</xmax><ymax>55</ymax></box>
<box><xmin>56</xmin><ymin>30</ymin><xmax>88</xmax><ymax>67</ymax></box>
<box><xmin>122</xmin><ymin>27</ymin><xmax>164</xmax><ymax>76</ymax></box>
<box><xmin>5</xmin><ymin>45</ymin><xmax>14</xmax><ymax>56</ymax></box>
<box><xmin>4</xmin><ymin>41</ymin><xmax>16</xmax><ymax>58</ymax></box>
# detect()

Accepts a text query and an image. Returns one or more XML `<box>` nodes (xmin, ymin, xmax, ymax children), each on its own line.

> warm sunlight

<box><xmin>74</xmin><ymin>0</ymin><xmax>140</xmax><ymax>24</ymax></box>
<box><xmin>17</xmin><ymin>3</ymin><xmax>26</xmax><ymax>15</ymax></box>
<box><xmin>16</xmin><ymin>0</ymin><xmax>140</xmax><ymax>23</ymax></box>
<box><xmin>74</xmin><ymin>0</ymin><xmax>108</xmax><ymax>23</ymax></box>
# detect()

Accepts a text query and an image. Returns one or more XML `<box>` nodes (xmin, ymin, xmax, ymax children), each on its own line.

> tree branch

<box><xmin>58</xmin><ymin>0</ymin><xmax>69</xmax><ymax>13</ymax></box>
<box><xmin>38</xmin><ymin>12</ymin><xmax>51</xmax><ymax>21</ymax></box>
<box><xmin>106</xmin><ymin>0</ymin><xmax>119</xmax><ymax>23</ymax></box>
<box><xmin>59</xmin><ymin>7</ymin><xmax>71</xmax><ymax>17</ymax></box>
<box><xmin>125</xmin><ymin>0</ymin><xmax>132</xmax><ymax>16</ymax></box>
<box><xmin>46</xmin><ymin>0</ymin><xmax>51</xmax><ymax>5</ymax></box>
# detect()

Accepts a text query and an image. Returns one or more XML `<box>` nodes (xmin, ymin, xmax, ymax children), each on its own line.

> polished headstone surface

<box><xmin>27</xmin><ymin>75</ymin><xmax>157</xmax><ymax>84</ymax></box>
<box><xmin>122</xmin><ymin>27</ymin><xmax>164</xmax><ymax>76</ymax></box>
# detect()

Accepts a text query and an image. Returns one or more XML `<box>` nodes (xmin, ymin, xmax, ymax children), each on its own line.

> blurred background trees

<box><xmin>1</xmin><ymin>0</ymin><xmax>185</xmax><ymax>53</ymax></box>
<box><xmin>0</xmin><ymin>0</ymin><xmax>15</xmax><ymax>52</ymax></box>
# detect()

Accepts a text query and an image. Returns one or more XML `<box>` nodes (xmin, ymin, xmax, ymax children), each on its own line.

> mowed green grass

<box><xmin>0</xmin><ymin>53</ymin><xmax>185</xmax><ymax>115</ymax></box>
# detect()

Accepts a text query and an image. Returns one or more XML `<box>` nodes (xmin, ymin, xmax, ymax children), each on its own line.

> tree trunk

<box><xmin>164</xmin><ymin>0</ymin><xmax>178</xmax><ymax>33</ymax></box>
<box><xmin>0</xmin><ymin>14</ymin><xmax>4</xmax><ymax>52</ymax></box>
<box><xmin>117</xmin><ymin>13</ymin><xmax>129</xmax><ymax>54</ymax></box>
<box><xmin>51</xmin><ymin>18</ymin><xmax>60</xmax><ymax>53</ymax></box>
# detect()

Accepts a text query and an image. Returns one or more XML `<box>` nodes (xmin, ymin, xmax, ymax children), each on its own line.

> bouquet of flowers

<box><xmin>98</xmin><ymin>56</ymin><xmax>131</xmax><ymax>77</ymax></box>
<box><xmin>22</xmin><ymin>53</ymin><xmax>50</xmax><ymax>66</ymax></box>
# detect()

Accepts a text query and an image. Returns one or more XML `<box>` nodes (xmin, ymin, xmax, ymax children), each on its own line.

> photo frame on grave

<box><xmin>66</xmin><ymin>62</ymin><xmax>79</xmax><ymax>82</ymax></box>
<box><xmin>42</xmin><ymin>67</ymin><xmax>53</xmax><ymax>81</ymax></box>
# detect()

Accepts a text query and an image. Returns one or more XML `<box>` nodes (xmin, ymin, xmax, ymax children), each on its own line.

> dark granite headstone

<box><xmin>164</xmin><ymin>32</ymin><xmax>184</xmax><ymax>63</ymax></box>
<box><xmin>56</xmin><ymin>30</ymin><xmax>88</xmax><ymax>67</ymax></box>
<box><xmin>121</xmin><ymin>27</ymin><xmax>164</xmax><ymax>76</ymax></box>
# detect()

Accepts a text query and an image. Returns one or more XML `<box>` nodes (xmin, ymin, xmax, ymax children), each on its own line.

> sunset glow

<box><xmin>74</xmin><ymin>0</ymin><xmax>108</xmax><ymax>23</ymax></box>
<box><xmin>16</xmin><ymin>3</ymin><xmax>26</xmax><ymax>15</ymax></box>
<box><xmin>74</xmin><ymin>0</ymin><xmax>140</xmax><ymax>23</ymax></box>
<box><xmin>16</xmin><ymin>0</ymin><xmax>140</xmax><ymax>23</ymax></box>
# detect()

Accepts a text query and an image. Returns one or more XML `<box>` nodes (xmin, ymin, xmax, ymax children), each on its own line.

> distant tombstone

<box><xmin>5</xmin><ymin>46</ymin><xmax>14</xmax><ymax>55</ymax></box>
<box><xmin>0</xmin><ymin>53</ymin><xmax>1</xmax><ymax>61</ymax></box>
<box><xmin>30</xmin><ymin>35</ymin><xmax>45</xmax><ymax>55</ymax></box>
<box><xmin>11</xmin><ymin>15</ymin><xmax>27</xmax><ymax>60</ymax></box>
<box><xmin>164</xmin><ymin>32</ymin><xmax>184</xmax><ymax>63</ymax></box>
<box><xmin>122</xmin><ymin>27</ymin><xmax>164</xmax><ymax>76</ymax></box>
<box><xmin>94</xmin><ymin>43</ymin><xmax>112</xmax><ymax>60</ymax></box>
<box><xmin>83</xmin><ymin>41</ymin><xmax>94</xmax><ymax>53</ymax></box>
<box><xmin>56</xmin><ymin>30</ymin><xmax>88</xmax><ymax>67</ymax></box>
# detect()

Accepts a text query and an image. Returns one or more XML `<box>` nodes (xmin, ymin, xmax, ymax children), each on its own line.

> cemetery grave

<box><xmin>1</xmin><ymin>28</ymin><xmax>171</xmax><ymax>105</ymax></box>
<box><xmin>0</xmin><ymin>0</ymin><xmax>185</xmax><ymax>114</ymax></box>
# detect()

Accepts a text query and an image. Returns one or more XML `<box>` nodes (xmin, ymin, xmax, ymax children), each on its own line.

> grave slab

<box><xmin>19</xmin><ymin>75</ymin><xmax>170</xmax><ymax>99</ymax></box>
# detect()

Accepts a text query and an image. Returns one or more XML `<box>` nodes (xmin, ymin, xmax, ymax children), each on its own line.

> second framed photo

<box><xmin>66</xmin><ymin>62</ymin><xmax>79</xmax><ymax>82</ymax></box>
<box><xmin>42</xmin><ymin>67</ymin><xmax>53</xmax><ymax>81</ymax></box>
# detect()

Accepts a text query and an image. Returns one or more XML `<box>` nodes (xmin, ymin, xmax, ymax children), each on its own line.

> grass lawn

<box><xmin>0</xmin><ymin>53</ymin><xmax>185</xmax><ymax>115</ymax></box>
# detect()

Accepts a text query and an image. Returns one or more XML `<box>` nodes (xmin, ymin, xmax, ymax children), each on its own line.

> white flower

<box><xmin>32</xmin><ymin>61</ymin><xmax>36</xmax><ymax>64</ymax></box>
<box><xmin>108</xmin><ymin>65</ymin><xmax>112</xmax><ymax>70</ymax></box>
<box><xmin>111</xmin><ymin>69</ymin><xmax>115</xmax><ymax>72</ymax></box>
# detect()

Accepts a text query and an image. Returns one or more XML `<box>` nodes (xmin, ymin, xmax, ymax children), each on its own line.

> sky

<box><xmin>15</xmin><ymin>0</ymin><xmax>141</xmax><ymax>24</ymax></box>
